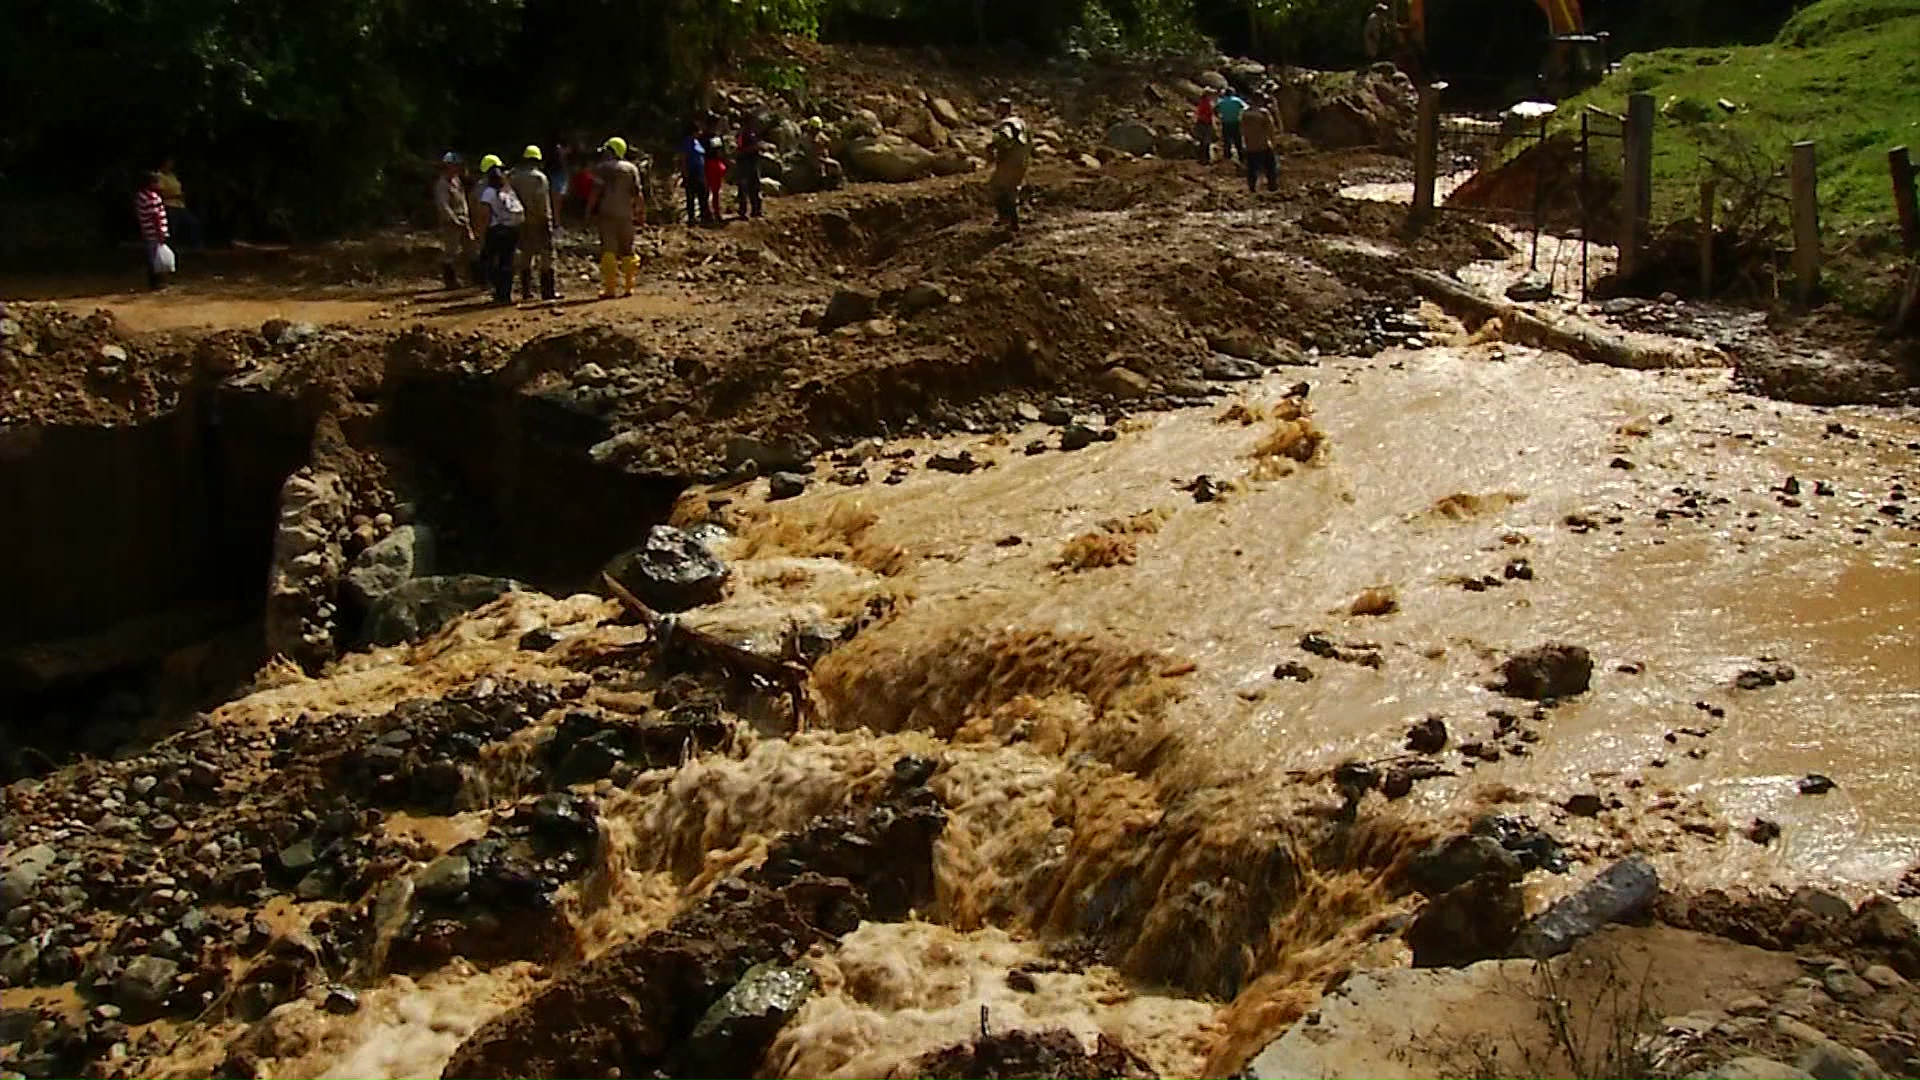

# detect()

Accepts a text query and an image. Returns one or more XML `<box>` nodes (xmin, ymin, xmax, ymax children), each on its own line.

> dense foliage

<box><xmin>0</xmin><ymin>0</ymin><xmax>1838</xmax><ymax>241</ymax></box>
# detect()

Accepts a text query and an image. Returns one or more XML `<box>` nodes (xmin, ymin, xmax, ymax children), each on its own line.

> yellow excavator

<box><xmin>1400</xmin><ymin>0</ymin><xmax>1606</xmax><ymax>100</ymax></box>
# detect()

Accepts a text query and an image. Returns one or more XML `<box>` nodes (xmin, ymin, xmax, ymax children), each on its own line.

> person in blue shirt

<box><xmin>1215</xmin><ymin>90</ymin><xmax>1248</xmax><ymax>163</ymax></box>
<box><xmin>681</xmin><ymin>120</ymin><xmax>709</xmax><ymax>226</ymax></box>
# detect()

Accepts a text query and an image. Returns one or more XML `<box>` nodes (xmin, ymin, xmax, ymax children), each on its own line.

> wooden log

<box><xmin>1404</xmin><ymin>268</ymin><xmax>1720</xmax><ymax>370</ymax></box>
<box><xmin>601</xmin><ymin>572</ymin><xmax>814</xmax><ymax>728</ymax></box>
<box><xmin>1892</xmin><ymin>146</ymin><xmax>1919</xmax><ymax>255</ymax></box>
<box><xmin>1790</xmin><ymin>140</ymin><xmax>1821</xmax><ymax>305</ymax></box>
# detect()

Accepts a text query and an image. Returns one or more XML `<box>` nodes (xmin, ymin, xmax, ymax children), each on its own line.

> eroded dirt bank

<box><xmin>3</xmin><ymin>102</ymin><xmax>1920</xmax><ymax>1080</ymax></box>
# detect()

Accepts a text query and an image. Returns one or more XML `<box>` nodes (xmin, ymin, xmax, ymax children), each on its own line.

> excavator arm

<box><xmin>1405</xmin><ymin>0</ymin><xmax>1583</xmax><ymax>46</ymax></box>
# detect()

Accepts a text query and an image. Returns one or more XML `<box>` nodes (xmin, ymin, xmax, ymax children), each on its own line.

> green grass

<box><xmin>1558</xmin><ymin>0</ymin><xmax>1920</xmax><ymax>247</ymax></box>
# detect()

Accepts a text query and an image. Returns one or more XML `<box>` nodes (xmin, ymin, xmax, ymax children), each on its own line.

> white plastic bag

<box><xmin>150</xmin><ymin>243</ymin><xmax>177</xmax><ymax>274</ymax></box>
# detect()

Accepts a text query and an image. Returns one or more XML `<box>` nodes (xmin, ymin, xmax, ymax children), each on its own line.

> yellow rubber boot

<box><xmin>598</xmin><ymin>252</ymin><xmax>618</xmax><ymax>299</ymax></box>
<box><xmin>621</xmin><ymin>255</ymin><xmax>639</xmax><ymax>296</ymax></box>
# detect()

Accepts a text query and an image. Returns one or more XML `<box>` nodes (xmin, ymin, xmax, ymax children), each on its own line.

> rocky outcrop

<box><xmin>843</xmin><ymin>134</ymin><xmax>939</xmax><ymax>183</ymax></box>
<box><xmin>264</xmin><ymin>468</ymin><xmax>347</xmax><ymax>672</ymax></box>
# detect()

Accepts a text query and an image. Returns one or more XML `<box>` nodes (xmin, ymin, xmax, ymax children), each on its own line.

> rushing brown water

<box><xmin>130</xmin><ymin>330</ymin><xmax>1917</xmax><ymax>1080</ymax></box>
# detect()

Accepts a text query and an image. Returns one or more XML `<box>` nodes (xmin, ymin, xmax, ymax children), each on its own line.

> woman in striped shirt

<box><xmin>133</xmin><ymin>173</ymin><xmax>173</xmax><ymax>290</ymax></box>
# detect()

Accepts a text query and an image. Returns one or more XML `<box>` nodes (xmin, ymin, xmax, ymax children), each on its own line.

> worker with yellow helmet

<box><xmin>586</xmin><ymin>136</ymin><xmax>642</xmax><ymax>299</ymax></box>
<box><xmin>465</xmin><ymin>156</ymin><xmax>500</xmax><ymax>286</ymax></box>
<box><xmin>509</xmin><ymin>144</ymin><xmax>559</xmax><ymax>301</ymax></box>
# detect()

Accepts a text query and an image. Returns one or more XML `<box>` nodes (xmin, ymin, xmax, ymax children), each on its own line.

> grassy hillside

<box><xmin>1560</xmin><ymin>0</ymin><xmax>1920</xmax><ymax>246</ymax></box>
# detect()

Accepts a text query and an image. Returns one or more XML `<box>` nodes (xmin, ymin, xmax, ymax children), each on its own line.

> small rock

<box><xmin>1745</xmin><ymin>818</ymin><xmax>1782</xmax><ymax>845</ymax></box>
<box><xmin>926</xmin><ymin>451</ymin><xmax>979</xmax><ymax>475</ymax></box>
<box><xmin>1797</xmin><ymin>1040</ymin><xmax>1888</xmax><ymax>1080</ymax></box>
<box><xmin>323</xmin><ymin>986</ymin><xmax>360</xmax><ymax>1015</ymax></box>
<box><xmin>1862</xmin><ymin>965</ymin><xmax>1905</xmax><ymax>990</ymax></box>
<box><xmin>1563</xmin><ymin>793</ymin><xmax>1604</xmax><ymax>817</ymax></box>
<box><xmin>1201</xmin><ymin>354</ymin><xmax>1264</xmax><ymax>381</ymax></box>
<box><xmin>819</xmin><ymin>288</ymin><xmax>878</xmax><ymax>332</ymax></box>
<box><xmin>1728</xmin><ymin>995</ymin><xmax>1771</xmax><ymax>1017</ymax></box>
<box><xmin>1406</xmin><ymin>834</ymin><xmax>1522</xmax><ymax>897</ymax></box>
<box><xmin>768</xmin><ymin>472</ymin><xmax>809</xmax><ymax>501</ymax></box>
<box><xmin>1505</xmin><ymin>273</ymin><xmax>1553</xmax><ymax>302</ymax></box>
<box><xmin>113</xmin><ymin>955</ymin><xmax>179</xmax><ymax>1021</ymax></box>
<box><xmin>1496</xmin><ymin>643</ymin><xmax>1593</xmax><ymax>700</ymax></box>
<box><xmin>417</xmin><ymin>855</ymin><xmax>472</xmax><ymax>899</ymax></box>
<box><xmin>276</xmin><ymin>839</ymin><xmax>318</xmax><ymax>876</ymax></box>
<box><xmin>1799</xmin><ymin>774</ymin><xmax>1838</xmax><ymax>796</ymax></box>
<box><xmin>683</xmin><ymin>962</ymin><xmax>817</xmax><ymax>1077</ymax></box>
<box><xmin>1272</xmin><ymin>661</ymin><xmax>1315</xmax><ymax>682</ymax></box>
<box><xmin>1792</xmin><ymin>887</ymin><xmax>1852</xmax><ymax>922</ymax></box>
<box><xmin>602</xmin><ymin>526</ymin><xmax>730</xmax><ymax>613</ymax></box>
<box><xmin>1405</xmin><ymin>716</ymin><xmax>1447</xmax><ymax>754</ymax></box>
<box><xmin>1824</xmin><ymin>969</ymin><xmax>1875</xmax><ymax>1003</ymax></box>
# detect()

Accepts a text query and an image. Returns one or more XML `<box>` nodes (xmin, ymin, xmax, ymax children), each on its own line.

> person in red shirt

<box><xmin>1194</xmin><ymin>91</ymin><xmax>1217</xmax><ymax>164</ymax></box>
<box><xmin>133</xmin><ymin>172</ymin><xmax>173</xmax><ymax>289</ymax></box>
<box><xmin>703</xmin><ymin>136</ymin><xmax>728</xmax><ymax>225</ymax></box>
<box><xmin>568</xmin><ymin>163</ymin><xmax>597</xmax><ymax>223</ymax></box>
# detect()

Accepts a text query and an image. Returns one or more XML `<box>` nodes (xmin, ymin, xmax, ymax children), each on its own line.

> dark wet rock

<box><xmin>418</xmin><ymin>855</ymin><xmax>473</xmax><ymax>900</ymax></box>
<box><xmin>819</xmin><ymin>288</ymin><xmax>879</xmax><ymax>332</ymax></box>
<box><xmin>1563</xmin><ymin>793</ymin><xmax>1604</xmax><ymax>817</ymax></box>
<box><xmin>0</xmin><ymin>941</ymin><xmax>39</xmax><ymax>986</ymax></box>
<box><xmin>1496</xmin><ymin>643</ymin><xmax>1592</xmax><ymax>700</ymax></box>
<box><xmin>602</xmin><ymin>525</ymin><xmax>730</xmax><ymax>613</ymax></box>
<box><xmin>682</xmin><ymin>962</ymin><xmax>816</xmax><ymax>1077</ymax></box>
<box><xmin>1506</xmin><ymin>273</ymin><xmax>1553</xmax><ymax>302</ymax></box>
<box><xmin>1272</xmin><ymin>661</ymin><xmax>1315</xmax><ymax>682</ymax></box>
<box><xmin>1405</xmin><ymin>835</ymin><xmax>1522</xmax><ymax>898</ymax></box>
<box><xmin>914</xmin><ymin>1027</ymin><xmax>1159</xmax><ymax>1079</ymax></box>
<box><xmin>276</xmin><ymin>839</ymin><xmax>319</xmax><ymax>876</ymax></box>
<box><xmin>517</xmin><ymin>627</ymin><xmax>562</xmax><ymax>651</ymax></box>
<box><xmin>1181</xmin><ymin>474</ymin><xmax>1222</xmax><ymax>503</ymax></box>
<box><xmin>113</xmin><ymin>955</ymin><xmax>179</xmax><ymax>1022</ymax></box>
<box><xmin>1298</xmin><ymin>631</ymin><xmax>1383</xmax><ymax>668</ymax></box>
<box><xmin>1405</xmin><ymin>716</ymin><xmax>1447</xmax><ymax>754</ymax></box>
<box><xmin>1736</xmin><ymin>663</ymin><xmax>1797</xmax><ymax>690</ymax></box>
<box><xmin>927</xmin><ymin>450</ymin><xmax>980</xmax><ymax>474</ymax></box>
<box><xmin>1473</xmin><ymin>814</ymin><xmax>1569</xmax><ymax>874</ymax></box>
<box><xmin>1503</xmin><ymin>557</ymin><xmax>1533</xmax><ymax>581</ymax></box>
<box><xmin>1407</xmin><ymin>874</ymin><xmax>1524</xmax><ymax>968</ymax></box>
<box><xmin>323</xmin><ymin>985</ymin><xmax>361</xmax><ymax>1015</ymax></box>
<box><xmin>1799</xmin><ymin>773</ymin><xmax>1838</xmax><ymax>796</ymax></box>
<box><xmin>1513</xmin><ymin>856</ymin><xmax>1659</xmax><ymax>959</ymax></box>
<box><xmin>1745</xmin><ymin>818</ymin><xmax>1783</xmax><ymax>845</ymax></box>
<box><xmin>1059</xmin><ymin>423</ymin><xmax>1105</xmax><ymax>452</ymax></box>
<box><xmin>365</xmin><ymin>575</ymin><xmax>522</xmax><ymax>645</ymax></box>
<box><xmin>768</xmin><ymin>471</ymin><xmax>809</xmax><ymax>501</ymax></box>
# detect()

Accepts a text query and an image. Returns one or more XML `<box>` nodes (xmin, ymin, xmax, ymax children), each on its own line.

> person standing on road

<box><xmin>1364</xmin><ymin>2</ymin><xmax>1393</xmax><ymax>62</ymax></box>
<box><xmin>134</xmin><ymin>172</ymin><xmax>174</xmax><ymax>290</ymax></box>
<box><xmin>987</xmin><ymin>98</ymin><xmax>1033</xmax><ymax>230</ymax></box>
<box><xmin>1241</xmin><ymin>97</ymin><xmax>1279</xmax><ymax>193</ymax></box>
<box><xmin>680</xmin><ymin>122</ymin><xmax>709</xmax><ymax>226</ymax></box>
<box><xmin>587</xmin><ymin>136</ymin><xmax>643</xmax><ymax>299</ymax></box>
<box><xmin>735</xmin><ymin>118</ymin><xmax>766</xmax><ymax>220</ymax></box>
<box><xmin>466</xmin><ymin>159</ymin><xmax>493</xmax><ymax>285</ymax></box>
<box><xmin>476</xmin><ymin>157</ymin><xmax>525</xmax><ymax>305</ymax></box>
<box><xmin>509</xmin><ymin>145</ymin><xmax>559</xmax><ymax>301</ymax></box>
<box><xmin>433</xmin><ymin>152</ymin><xmax>474</xmax><ymax>291</ymax></box>
<box><xmin>1194</xmin><ymin>90</ymin><xmax>1217</xmax><ymax>164</ymax></box>
<box><xmin>1215</xmin><ymin>89</ymin><xmax>1248</xmax><ymax>163</ymax></box>
<box><xmin>703</xmin><ymin>134</ymin><xmax>728</xmax><ymax>224</ymax></box>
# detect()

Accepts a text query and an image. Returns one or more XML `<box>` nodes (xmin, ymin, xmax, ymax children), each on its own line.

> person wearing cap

<box><xmin>433</xmin><ymin>152</ymin><xmax>473</xmax><ymax>290</ymax></box>
<box><xmin>476</xmin><ymin>155</ymin><xmax>525</xmax><ymax>304</ymax></box>
<box><xmin>586</xmin><ymin>136</ymin><xmax>643</xmax><ymax>298</ymax></box>
<box><xmin>509</xmin><ymin>145</ymin><xmax>559</xmax><ymax>301</ymax></box>
<box><xmin>987</xmin><ymin>98</ymin><xmax>1033</xmax><ymax>229</ymax></box>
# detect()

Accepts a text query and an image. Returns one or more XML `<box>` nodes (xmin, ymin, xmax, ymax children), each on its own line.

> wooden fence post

<box><xmin>1891</xmin><ymin>146</ymin><xmax>1918</xmax><ymax>254</ymax></box>
<box><xmin>1619</xmin><ymin>92</ymin><xmax>1654</xmax><ymax>279</ymax></box>
<box><xmin>1411</xmin><ymin>82</ymin><xmax>1444</xmax><ymax>228</ymax></box>
<box><xmin>1698</xmin><ymin>176</ymin><xmax>1715</xmax><ymax>297</ymax></box>
<box><xmin>1790</xmin><ymin>140</ymin><xmax>1821</xmax><ymax>305</ymax></box>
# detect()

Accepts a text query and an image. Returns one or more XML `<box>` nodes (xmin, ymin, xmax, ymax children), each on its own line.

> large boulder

<box><xmin>264</xmin><ymin>467</ymin><xmax>348</xmax><ymax>670</ymax></box>
<box><xmin>601</xmin><ymin>525</ymin><xmax>729</xmax><ymax>613</ymax></box>
<box><xmin>818</xmin><ymin>288</ymin><xmax>879</xmax><ymax>333</ymax></box>
<box><xmin>1104</xmin><ymin>120</ymin><xmax>1159</xmax><ymax>156</ymax></box>
<box><xmin>900</xmin><ymin>107</ymin><xmax>951</xmax><ymax>150</ymax></box>
<box><xmin>929</xmin><ymin>151</ymin><xmax>978</xmax><ymax>177</ymax></box>
<box><xmin>363</xmin><ymin>575</ymin><xmax>522</xmax><ymax>645</ymax></box>
<box><xmin>344</xmin><ymin>524</ymin><xmax>434</xmax><ymax>611</ymax></box>
<box><xmin>843</xmin><ymin>135</ymin><xmax>938</xmax><ymax>183</ymax></box>
<box><xmin>1513</xmin><ymin>857</ymin><xmax>1659</xmax><ymax>959</ymax></box>
<box><xmin>928</xmin><ymin>96</ymin><xmax>965</xmax><ymax>129</ymax></box>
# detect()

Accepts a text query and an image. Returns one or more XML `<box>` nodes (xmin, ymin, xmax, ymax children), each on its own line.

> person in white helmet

<box><xmin>509</xmin><ymin>145</ymin><xmax>559</xmax><ymax>301</ymax></box>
